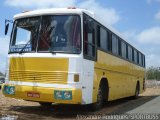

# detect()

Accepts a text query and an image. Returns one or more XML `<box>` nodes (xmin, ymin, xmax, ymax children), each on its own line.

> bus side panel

<box><xmin>93</xmin><ymin>50</ymin><xmax>145</xmax><ymax>102</ymax></box>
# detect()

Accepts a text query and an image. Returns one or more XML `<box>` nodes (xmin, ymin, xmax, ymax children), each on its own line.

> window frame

<box><xmin>98</xmin><ymin>26</ymin><xmax>109</xmax><ymax>51</ymax></box>
<box><xmin>83</xmin><ymin>13</ymin><xmax>97</xmax><ymax>61</ymax></box>
<box><xmin>9</xmin><ymin>14</ymin><xmax>82</xmax><ymax>54</ymax></box>
<box><xmin>9</xmin><ymin>17</ymin><xmax>41</xmax><ymax>53</ymax></box>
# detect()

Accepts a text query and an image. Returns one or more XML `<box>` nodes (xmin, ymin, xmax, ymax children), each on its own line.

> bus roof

<box><xmin>14</xmin><ymin>8</ymin><xmax>94</xmax><ymax>19</ymax></box>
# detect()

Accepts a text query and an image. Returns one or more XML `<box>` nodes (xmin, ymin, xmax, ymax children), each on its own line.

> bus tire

<box><xmin>134</xmin><ymin>82</ymin><xmax>140</xmax><ymax>99</ymax></box>
<box><xmin>39</xmin><ymin>102</ymin><xmax>52</xmax><ymax>107</ymax></box>
<box><xmin>91</xmin><ymin>84</ymin><xmax>104</xmax><ymax>111</ymax></box>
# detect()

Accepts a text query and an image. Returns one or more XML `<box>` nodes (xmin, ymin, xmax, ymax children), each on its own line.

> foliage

<box><xmin>146</xmin><ymin>66</ymin><xmax>160</xmax><ymax>80</ymax></box>
<box><xmin>0</xmin><ymin>72</ymin><xmax>4</xmax><ymax>76</ymax></box>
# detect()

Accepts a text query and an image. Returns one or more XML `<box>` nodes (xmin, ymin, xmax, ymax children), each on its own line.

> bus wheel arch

<box><xmin>99</xmin><ymin>78</ymin><xmax>109</xmax><ymax>102</ymax></box>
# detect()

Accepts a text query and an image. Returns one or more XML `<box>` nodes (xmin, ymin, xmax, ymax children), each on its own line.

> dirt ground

<box><xmin>0</xmin><ymin>88</ymin><xmax>160</xmax><ymax>120</ymax></box>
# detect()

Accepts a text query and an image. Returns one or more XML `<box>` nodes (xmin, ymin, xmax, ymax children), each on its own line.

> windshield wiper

<box><xmin>19</xmin><ymin>39</ymin><xmax>32</xmax><ymax>54</ymax></box>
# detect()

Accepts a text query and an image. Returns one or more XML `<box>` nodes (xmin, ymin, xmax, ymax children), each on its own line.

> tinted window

<box><xmin>112</xmin><ymin>35</ymin><xmax>118</xmax><ymax>55</ymax></box>
<box><xmin>83</xmin><ymin>14</ymin><xmax>96</xmax><ymax>59</ymax></box>
<box><xmin>134</xmin><ymin>50</ymin><xmax>137</xmax><ymax>63</ymax></box>
<box><xmin>142</xmin><ymin>55</ymin><xmax>145</xmax><ymax>67</ymax></box>
<box><xmin>143</xmin><ymin>55</ymin><xmax>146</xmax><ymax>67</ymax></box>
<box><xmin>100</xmin><ymin>27</ymin><xmax>108</xmax><ymax>50</ymax></box>
<box><xmin>118</xmin><ymin>39</ymin><xmax>121</xmax><ymax>56</ymax></box>
<box><xmin>132</xmin><ymin>48</ymin><xmax>134</xmax><ymax>61</ymax></box>
<box><xmin>121</xmin><ymin>41</ymin><xmax>127</xmax><ymax>58</ymax></box>
<box><xmin>38</xmin><ymin>15</ymin><xmax>81</xmax><ymax>53</ymax></box>
<box><xmin>128</xmin><ymin>46</ymin><xmax>133</xmax><ymax>61</ymax></box>
<box><xmin>139</xmin><ymin>53</ymin><xmax>142</xmax><ymax>66</ymax></box>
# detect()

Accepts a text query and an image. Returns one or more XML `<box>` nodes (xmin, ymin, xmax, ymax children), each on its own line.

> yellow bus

<box><xmin>3</xmin><ymin>8</ymin><xmax>145</xmax><ymax>110</ymax></box>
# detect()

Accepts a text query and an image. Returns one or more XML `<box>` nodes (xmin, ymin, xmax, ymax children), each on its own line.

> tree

<box><xmin>0</xmin><ymin>72</ymin><xmax>4</xmax><ymax>76</ymax></box>
<box><xmin>146</xmin><ymin>67</ymin><xmax>160</xmax><ymax>80</ymax></box>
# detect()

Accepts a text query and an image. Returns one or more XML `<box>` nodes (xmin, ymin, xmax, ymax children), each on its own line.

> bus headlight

<box><xmin>4</xmin><ymin>86</ymin><xmax>15</xmax><ymax>95</ymax></box>
<box><xmin>54</xmin><ymin>90</ymin><xmax>72</xmax><ymax>100</ymax></box>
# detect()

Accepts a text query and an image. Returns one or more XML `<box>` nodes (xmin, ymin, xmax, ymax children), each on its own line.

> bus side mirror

<box><xmin>5</xmin><ymin>19</ymin><xmax>13</xmax><ymax>35</ymax></box>
<box><xmin>5</xmin><ymin>23</ymin><xmax>9</xmax><ymax>35</ymax></box>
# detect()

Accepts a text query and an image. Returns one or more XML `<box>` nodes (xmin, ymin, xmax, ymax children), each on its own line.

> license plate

<box><xmin>27</xmin><ymin>92</ymin><xmax>40</xmax><ymax>98</ymax></box>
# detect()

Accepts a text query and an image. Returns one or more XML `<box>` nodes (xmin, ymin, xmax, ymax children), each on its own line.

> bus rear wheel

<box><xmin>134</xmin><ymin>83</ymin><xmax>140</xmax><ymax>99</ymax></box>
<box><xmin>91</xmin><ymin>84</ymin><xmax>104</xmax><ymax>111</ymax></box>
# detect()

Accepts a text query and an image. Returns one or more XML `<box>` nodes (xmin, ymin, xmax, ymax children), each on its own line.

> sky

<box><xmin>0</xmin><ymin>0</ymin><xmax>160</xmax><ymax>73</ymax></box>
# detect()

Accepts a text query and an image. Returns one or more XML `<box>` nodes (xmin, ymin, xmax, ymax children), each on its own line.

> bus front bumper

<box><xmin>2</xmin><ymin>84</ymin><xmax>82</xmax><ymax>104</ymax></box>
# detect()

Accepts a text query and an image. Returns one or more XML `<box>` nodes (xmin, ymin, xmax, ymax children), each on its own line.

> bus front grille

<box><xmin>9</xmin><ymin>70</ymin><xmax>68</xmax><ymax>84</ymax></box>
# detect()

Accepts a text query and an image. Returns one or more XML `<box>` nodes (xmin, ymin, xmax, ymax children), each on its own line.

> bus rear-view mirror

<box><xmin>5</xmin><ymin>19</ymin><xmax>13</xmax><ymax>35</ymax></box>
<box><xmin>5</xmin><ymin>23</ymin><xmax>9</xmax><ymax>35</ymax></box>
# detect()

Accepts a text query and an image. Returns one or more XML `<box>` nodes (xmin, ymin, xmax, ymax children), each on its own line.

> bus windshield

<box><xmin>9</xmin><ymin>15</ymin><xmax>81</xmax><ymax>54</ymax></box>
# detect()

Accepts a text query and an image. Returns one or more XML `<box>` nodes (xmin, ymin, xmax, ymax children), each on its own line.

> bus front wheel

<box><xmin>39</xmin><ymin>102</ymin><xmax>52</xmax><ymax>107</ymax></box>
<box><xmin>91</xmin><ymin>84</ymin><xmax>104</xmax><ymax>111</ymax></box>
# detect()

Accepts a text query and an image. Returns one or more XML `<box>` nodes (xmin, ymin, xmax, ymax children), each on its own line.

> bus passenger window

<box><xmin>112</xmin><ymin>34</ymin><xmax>118</xmax><ymax>55</ymax></box>
<box><xmin>137</xmin><ymin>51</ymin><xmax>139</xmax><ymax>64</ymax></box>
<box><xmin>134</xmin><ymin>50</ymin><xmax>138</xmax><ymax>64</ymax></box>
<box><xmin>121</xmin><ymin>41</ymin><xmax>127</xmax><ymax>59</ymax></box>
<box><xmin>99</xmin><ymin>27</ymin><xmax>109</xmax><ymax>51</ymax></box>
<box><xmin>139</xmin><ymin>53</ymin><xmax>142</xmax><ymax>66</ymax></box>
<box><xmin>118</xmin><ymin>39</ymin><xmax>122</xmax><ymax>56</ymax></box>
<box><xmin>128</xmin><ymin>46</ymin><xmax>133</xmax><ymax>61</ymax></box>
